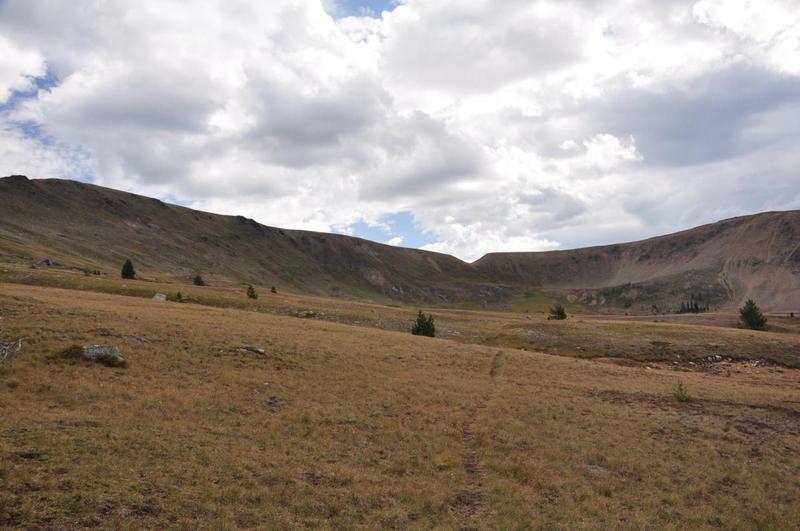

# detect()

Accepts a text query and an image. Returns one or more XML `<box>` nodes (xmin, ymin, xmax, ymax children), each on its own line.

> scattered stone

<box><xmin>152</xmin><ymin>293</ymin><xmax>167</xmax><ymax>302</ymax></box>
<box><xmin>267</xmin><ymin>395</ymin><xmax>283</xmax><ymax>411</ymax></box>
<box><xmin>82</xmin><ymin>345</ymin><xmax>127</xmax><ymax>367</ymax></box>
<box><xmin>292</xmin><ymin>310</ymin><xmax>317</xmax><ymax>318</ymax></box>
<box><xmin>586</xmin><ymin>464</ymin><xmax>609</xmax><ymax>475</ymax></box>
<box><xmin>0</xmin><ymin>338</ymin><xmax>24</xmax><ymax>362</ymax></box>
<box><xmin>37</xmin><ymin>258</ymin><xmax>52</xmax><ymax>267</ymax></box>
<box><xmin>237</xmin><ymin>346</ymin><xmax>265</xmax><ymax>355</ymax></box>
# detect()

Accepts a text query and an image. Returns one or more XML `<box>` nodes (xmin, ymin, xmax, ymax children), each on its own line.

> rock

<box><xmin>238</xmin><ymin>346</ymin><xmax>265</xmax><ymax>355</ymax></box>
<box><xmin>0</xmin><ymin>338</ymin><xmax>24</xmax><ymax>361</ymax></box>
<box><xmin>152</xmin><ymin>293</ymin><xmax>167</xmax><ymax>302</ymax></box>
<box><xmin>82</xmin><ymin>345</ymin><xmax>127</xmax><ymax>367</ymax></box>
<box><xmin>292</xmin><ymin>310</ymin><xmax>317</xmax><ymax>318</ymax></box>
<box><xmin>37</xmin><ymin>258</ymin><xmax>52</xmax><ymax>267</ymax></box>
<box><xmin>586</xmin><ymin>464</ymin><xmax>609</xmax><ymax>474</ymax></box>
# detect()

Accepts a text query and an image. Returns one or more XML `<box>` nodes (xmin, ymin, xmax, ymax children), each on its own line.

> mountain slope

<box><xmin>0</xmin><ymin>175</ymin><xmax>497</xmax><ymax>302</ymax></box>
<box><xmin>1</xmin><ymin>175</ymin><xmax>799</xmax><ymax>310</ymax></box>
<box><xmin>475</xmin><ymin>211</ymin><xmax>800</xmax><ymax>310</ymax></box>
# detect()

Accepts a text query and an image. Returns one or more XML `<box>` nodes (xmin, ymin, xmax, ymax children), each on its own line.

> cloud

<box><xmin>1</xmin><ymin>0</ymin><xmax>799</xmax><ymax>261</ymax></box>
<box><xmin>0</xmin><ymin>35</ymin><xmax>45</xmax><ymax>104</ymax></box>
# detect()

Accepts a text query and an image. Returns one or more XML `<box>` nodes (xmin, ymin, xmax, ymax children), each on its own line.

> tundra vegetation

<box><xmin>739</xmin><ymin>299</ymin><xmax>767</xmax><ymax>330</ymax></box>
<box><xmin>411</xmin><ymin>310</ymin><xmax>436</xmax><ymax>337</ymax></box>
<box><xmin>548</xmin><ymin>304</ymin><xmax>567</xmax><ymax>320</ymax></box>
<box><xmin>120</xmin><ymin>259</ymin><xmax>135</xmax><ymax>280</ymax></box>
<box><xmin>0</xmin><ymin>263</ymin><xmax>798</xmax><ymax>528</ymax></box>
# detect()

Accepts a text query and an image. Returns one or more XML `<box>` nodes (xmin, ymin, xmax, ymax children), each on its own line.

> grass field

<box><xmin>1</xmin><ymin>273</ymin><xmax>800</xmax><ymax>528</ymax></box>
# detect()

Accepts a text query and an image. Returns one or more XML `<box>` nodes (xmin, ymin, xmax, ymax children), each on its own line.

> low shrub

<box><xmin>548</xmin><ymin>304</ymin><xmax>567</xmax><ymax>320</ymax></box>
<box><xmin>247</xmin><ymin>285</ymin><xmax>258</xmax><ymax>299</ymax></box>
<box><xmin>411</xmin><ymin>310</ymin><xmax>435</xmax><ymax>337</ymax></box>
<box><xmin>674</xmin><ymin>382</ymin><xmax>691</xmax><ymax>402</ymax></box>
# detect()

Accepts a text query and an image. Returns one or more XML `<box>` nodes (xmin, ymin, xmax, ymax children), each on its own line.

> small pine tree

<box><xmin>271</xmin><ymin>286</ymin><xmax>277</xmax><ymax>294</ymax></box>
<box><xmin>193</xmin><ymin>275</ymin><xmax>205</xmax><ymax>286</ymax></box>
<box><xmin>548</xmin><ymin>304</ymin><xmax>567</xmax><ymax>320</ymax></box>
<box><xmin>674</xmin><ymin>382</ymin><xmax>691</xmax><ymax>402</ymax></box>
<box><xmin>121</xmin><ymin>259</ymin><xmax>136</xmax><ymax>279</ymax></box>
<box><xmin>246</xmin><ymin>285</ymin><xmax>258</xmax><ymax>300</ymax></box>
<box><xmin>739</xmin><ymin>299</ymin><xmax>767</xmax><ymax>330</ymax></box>
<box><xmin>411</xmin><ymin>310</ymin><xmax>435</xmax><ymax>337</ymax></box>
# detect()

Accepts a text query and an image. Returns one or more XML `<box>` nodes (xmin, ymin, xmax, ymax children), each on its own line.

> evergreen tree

<box><xmin>411</xmin><ymin>310</ymin><xmax>436</xmax><ymax>337</ymax></box>
<box><xmin>193</xmin><ymin>275</ymin><xmax>205</xmax><ymax>286</ymax></box>
<box><xmin>548</xmin><ymin>304</ymin><xmax>567</xmax><ymax>320</ymax></box>
<box><xmin>739</xmin><ymin>299</ymin><xmax>767</xmax><ymax>330</ymax></box>
<box><xmin>121</xmin><ymin>259</ymin><xmax>136</xmax><ymax>279</ymax></box>
<box><xmin>271</xmin><ymin>286</ymin><xmax>277</xmax><ymax>294</ymax></box>
<box><xmin>246</xmin><ymin>285</ymin><xmax>258</xmax><ymax>300</ymax></box>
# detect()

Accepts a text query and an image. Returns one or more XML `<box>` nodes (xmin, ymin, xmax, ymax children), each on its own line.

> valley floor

<box><xmin>1</xmin><ymin>282</ymin><xmax>799</xmax><ymax>529</ymax></box>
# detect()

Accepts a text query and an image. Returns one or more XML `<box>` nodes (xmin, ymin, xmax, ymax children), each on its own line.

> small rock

<box><xmin>37</xmin><ymin>258</ymin><xmax>52</xmax><ymax>267</ymax></box>
<box><xmin>586</xmin><ymin>464</ymin><xmax>609</xmax><ymax>474</ymax></box>
<box><xmin>152</xmin><ymin>293</ymin><xmax>167</xmax><ymax>302</ymax></box>
<box><xmin>292</xmin><ymin>310</ymin><xmax>317</xmax><ymax>318</ymax></box>
<box><xmin>238</xmin><ymin>346</ymin><xmax>265</xmax><ymax>355</ymax></box>
<box><xmin>82</xmin><ymin>345</ymin><xmax>127</xmax><ymax>367</ymax></box>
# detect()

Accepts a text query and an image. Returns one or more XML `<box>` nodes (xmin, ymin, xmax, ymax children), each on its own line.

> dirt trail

<box><xmin>453</xmin><ymin>351</ymin><xmax>502</xmax><ymax>529</ymax></box>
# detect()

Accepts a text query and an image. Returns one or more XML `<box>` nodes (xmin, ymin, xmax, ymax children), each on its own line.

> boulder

<box><xmin>153</xmin><ymin>293</ymin><xmax>167</xmax><ymax>301</ymax></box>
<box><xmin>83</xmin><ymin>345</ymin><xmax>127</xmax><ymax>367</ymax></box>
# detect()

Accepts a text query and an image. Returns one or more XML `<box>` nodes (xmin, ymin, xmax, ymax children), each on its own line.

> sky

<box><xmin>1</xmin><ymin>0</ymin><xmax>799</xmax><ymax>261</ymax></box>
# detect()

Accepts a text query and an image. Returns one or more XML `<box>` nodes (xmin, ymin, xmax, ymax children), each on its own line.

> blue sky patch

<box><xmin>330</xmin><ymin>0</ymin><xmax>397</xmax><ymax>18</ymax></box>
<box><xmin>343</xmin><ymin>211</ymin><xmax>436</xmax><ymax>248</ymax></box>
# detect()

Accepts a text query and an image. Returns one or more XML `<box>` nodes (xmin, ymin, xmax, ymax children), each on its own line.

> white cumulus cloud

<box><xmin>0</xmin><ymin>0</ymin><xmax>799</xmax><ymax>260</ymax></box>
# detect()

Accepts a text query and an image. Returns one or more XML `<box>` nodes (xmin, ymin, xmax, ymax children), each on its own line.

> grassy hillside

<box><xmin>0</xmin><ymin>175</ymin><xmax>494</xmax><ymax>304</ymax></box>
<box><xmin>1</xmin><ymin>280</ymin><xmax>799</xmax><ymax>528</ymax></box>
<box><xmin>2</xmin><ymin>175</ymin><xmax>800</xmax><ymax>311</ymax></box>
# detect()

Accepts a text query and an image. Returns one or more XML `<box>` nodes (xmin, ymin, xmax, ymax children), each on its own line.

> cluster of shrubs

<box><xmin>120</xmin><ymin>260</ymin><xmax>278</xmax><ymax>299</ymax></box>
<box><xmin>678</xmin><ymin>300</ymin><xmax>708</xmax><ymax>314</ymax></box>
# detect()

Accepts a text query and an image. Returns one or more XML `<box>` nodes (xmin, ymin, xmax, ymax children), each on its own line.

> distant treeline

<box><xmin>677</xmin><ymin>295</ymin><xmax>709</xmax><ymax>314</ymax></box>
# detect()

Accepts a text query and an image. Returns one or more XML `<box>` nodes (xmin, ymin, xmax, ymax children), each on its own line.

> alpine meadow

<box><xmin>2</xmin><ymin>1</ymin><xmax>800</xmax><ymax>529</ymax></box>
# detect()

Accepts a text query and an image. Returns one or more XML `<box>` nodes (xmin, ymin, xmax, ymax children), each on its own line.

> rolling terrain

<box><xmin>1</xmin><ymin>192</ymin><xmax>799</xmax><ymax>527</ymax></box>
<box><xmin>1</xmin><ymin>280</ymin><xmax>799</xmax><ymax>528</ymax></box>
<box><xmin>1</xmin><ymin>174</ymin><xmax>799</xmax><ymax>311</ymax></box>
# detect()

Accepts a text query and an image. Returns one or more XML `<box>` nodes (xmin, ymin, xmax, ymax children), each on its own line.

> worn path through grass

<box><xmin>454</xmin><ymin>351</ymin><xmax>503</xmax><ymax>528</ymax></box>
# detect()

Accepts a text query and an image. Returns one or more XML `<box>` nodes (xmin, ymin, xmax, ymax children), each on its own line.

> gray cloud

<box><xmin>1</xmin><ymin>0</ymin><xmax>799</xmax><ymax>260</ymax></box>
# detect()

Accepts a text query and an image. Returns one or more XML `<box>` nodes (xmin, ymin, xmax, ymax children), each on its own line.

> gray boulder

<box><xmin>83</xmin><ymin>345</ymin><xmax>127</xmax><ymax>367</ymax></box>
<box><xmin>152</xmin><ymin>293</ymin><xmax>167</xmax><ymax>301</ymax></box>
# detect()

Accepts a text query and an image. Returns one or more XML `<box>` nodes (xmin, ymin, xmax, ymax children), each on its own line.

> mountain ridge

<box><xmin>2</xmin><ymin>175</ymin><xmax>799</xmax><ymax>310</ymax></box>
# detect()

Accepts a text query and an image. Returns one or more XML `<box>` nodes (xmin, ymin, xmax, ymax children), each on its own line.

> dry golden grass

<box><xmin>1</xmin><ymin>280</ymin><xmax>799</xmax><ymax>529</ymax></box>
